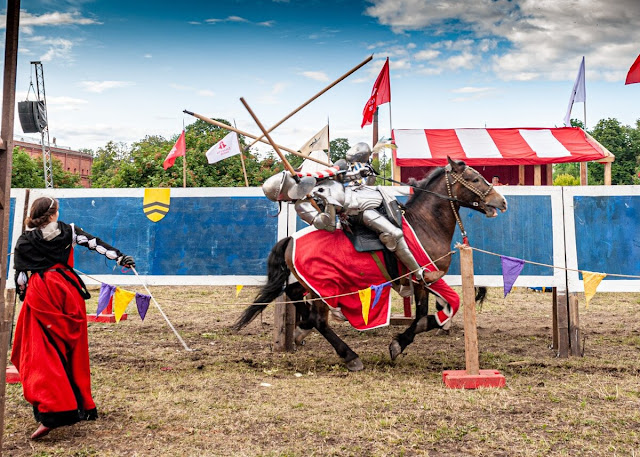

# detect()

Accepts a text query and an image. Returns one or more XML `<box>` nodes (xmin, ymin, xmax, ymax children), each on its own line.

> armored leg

<box><xmin>295</xmin><ymin>200</ymin><xmax>337</xmax><ymax>232</ymax></box>
<box><xmin>361</xmin><ymin>209</ymin><xmax>444</xmax><ymax>284</ymax></box>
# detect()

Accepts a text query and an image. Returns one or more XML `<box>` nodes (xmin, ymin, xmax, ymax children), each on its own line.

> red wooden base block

<box><xmin>87</xmin><ymin>313</ymin><xmax>127</xmax><ymax>323</ymax></box>
<box><xmin>442</xmin><ymin>369</ymin><xmax>506</xmax><ymax>389</ymax></box>
<box><xmin>6</xmin><ymin>365</ymin><xmax>20</xmax><ymax>384</ymax></box>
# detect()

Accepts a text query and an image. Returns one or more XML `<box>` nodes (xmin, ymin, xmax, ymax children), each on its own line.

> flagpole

<box><xmin>183</xmin><ymin>110</ymin><xmax>332</xmax><ymax>167</ymax></box>
<box><xmin>182</xmin><ymin>121</ymin><xmax>187</xmax><ymax>188</ymax></box>
<box><xmin>245</xmin><ymin>55</ymin><xmax>373</xmax><ymax>150</ymax></box>
<box><xmin>327</xmin><ymin>116</ymin><xmax>331</xmax><ymax>163</ymax></box>
<box><xmin>233</xmin><ymin>119</ymin><xmax>250</xmax><ymax>187</ymax></box>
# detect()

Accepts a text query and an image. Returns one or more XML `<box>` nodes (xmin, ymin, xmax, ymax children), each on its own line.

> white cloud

<box><xmin>79</xmin><ymin>81</ymin><xmax>135</xmax><ymax>93</ymax></box>
<box><xmin>169</xmin><ymin>83</ymin><xmax>193</xmax><ymax>91</ymax></box>
<box><xmin>365</xmin><ymin>0</ymin><xmax>640</xmax><ymax>82</ymax></box>
<box><xmin>414</xmin><ymin>49</ymin><xmax>440</xmax><ymax>61</ymax></box>
<box><xmin>8</xmin><ymin>11</ymin><xmax>100</xmax><ymax>28</ymax></box>
<box><xmin>259</xmin><ymin>82</ymin><xmax>288</xmax><ymax>104</ymax></box>
<box><xmin>258</xmin><ymin>20</ymin><xmax>275</xmax><ymax>27</ymax></box>
<box><xmin>300</xmin><ymin>71</ymin><xmax>329</xmax><ymax>82</ymax></box>
<box><xmin>227</xmin><ymin>16</ymin><xmax>249</xmax><ymax>23</ymax></box>
<box><xmin>40</xmin><ymin>38</ymin><xmax>74</xmax><ymax>62</ymax></box>
<box><xmin>44</xmin><ymin>95</ymin><xmax>89</xmax><ymax>110</ymax></box>
<box><xmin>144</xmin><ymin>53</ymin><xmax>152</xmax><ymax>58</ymax></box>
<box><xmin>452</xmin><ymin>87</ymin><xmax>491</xmax><ymax>94</ymax></box>
<box><xmin>197</xmin><ymin>90</ymin><xmax>215</xmax><ymax>97</ymax></box>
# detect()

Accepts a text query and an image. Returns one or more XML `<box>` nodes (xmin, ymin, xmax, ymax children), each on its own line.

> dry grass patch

<box><xmin>5</xmin><ymin>286</ymin><xmax>640</xmax><ymax>456</ymax></box>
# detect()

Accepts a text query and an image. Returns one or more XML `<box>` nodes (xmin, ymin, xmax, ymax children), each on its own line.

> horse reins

<box><xmin>378</xmin><ymin>167</ymin><xmax>494</xmax><ymax>246</ymax></box>
<box><xmin>444</xmin><ymin>166</ymin><xmax>493</xmax><ymax>245</ymax></box>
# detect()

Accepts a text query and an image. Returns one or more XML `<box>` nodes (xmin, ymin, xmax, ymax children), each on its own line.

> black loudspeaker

<box><xmin>17</xmin><ymin>100</ymin><xmax>47</xmax><ymax>133</ymax></box>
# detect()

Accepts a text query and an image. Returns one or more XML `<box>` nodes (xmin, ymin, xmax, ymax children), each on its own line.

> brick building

<box><xmin>14</xmin><ymin>139</ymin><xmax>93</xmax><ymax>187</ymax></box>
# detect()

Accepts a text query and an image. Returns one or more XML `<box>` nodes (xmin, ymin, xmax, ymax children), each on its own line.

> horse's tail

<box><xmin>475</xmin><ymin>286</ymin><xmax>487</xmax><ymax>305</ymax></box>
<box><xmin>231</xmin><ymin>237</ymin><xmax>292</xmax><ymax>331</ymax></box>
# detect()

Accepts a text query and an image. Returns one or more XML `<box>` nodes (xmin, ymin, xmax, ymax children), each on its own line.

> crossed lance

<box><xmin>184</xmin><ymin>55</ymin><xmax>373</xmax><ymax>200</ymax></box>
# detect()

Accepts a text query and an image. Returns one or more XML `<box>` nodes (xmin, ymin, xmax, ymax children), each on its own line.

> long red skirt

<box><xmin>11</xmin><ymin>266</ymin><xmax>97</xmax><ymax>428</ymax></box>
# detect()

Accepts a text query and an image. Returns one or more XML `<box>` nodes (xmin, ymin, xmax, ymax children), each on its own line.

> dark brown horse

<box><xmin>232</xmin><ymin>157</ymin><xmax>507</xmax><ymax>371</ymax></box>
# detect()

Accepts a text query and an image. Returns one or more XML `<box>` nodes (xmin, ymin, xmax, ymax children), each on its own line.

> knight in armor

<box><xmin>262</xmin><ymin>142</ymin><xmax>444</xmax><ymax>285</ymax></box>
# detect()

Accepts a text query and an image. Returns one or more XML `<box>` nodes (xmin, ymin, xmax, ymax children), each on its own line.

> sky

<box><xmin>1</xmin><ymin>0</ymin><xmax>640</xmax><ymax>156</ymax></box>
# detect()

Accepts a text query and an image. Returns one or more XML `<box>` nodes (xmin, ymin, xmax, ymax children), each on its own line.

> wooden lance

<box><xmin>245</xmin><ymin>54</ymin><xmax>373</xmax><ymax>150</ymax></box>
<box><xmin>183</xmin><ymin>110</ymin><xmax>332</xmax><ymax>168</ymax></box>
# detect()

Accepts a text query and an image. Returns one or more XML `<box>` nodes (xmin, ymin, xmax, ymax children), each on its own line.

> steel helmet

<box><xmin>346</xmin><ymin>142</ymin><xmax>372</xmax><ymax>164</ymax></box>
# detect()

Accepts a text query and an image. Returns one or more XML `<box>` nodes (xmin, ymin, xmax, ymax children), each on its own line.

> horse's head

<box><xmin>445</xmin><ymin>157</ymin><xmax>507</xmax><ymax>218</ymax></box>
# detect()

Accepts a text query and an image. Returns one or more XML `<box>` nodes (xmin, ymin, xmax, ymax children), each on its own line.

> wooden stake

<box><xmin>245</xmin><ymin>55</ymin><xmax>373</xmax><ymax>150</ymax></box>
<box><xmin>182</xmin><ymin>151</ymin><xmax>187</xmax><ymax>188</ymax></box>
<box><xmin>459</xmin><ymin>244</ymin><xmax>479</xmax><ymax>375</ymax></box>
<box><xmin>273</xmin><ymin>294</ymin><xmax>295</xmax><ymax>352</ymax></box>
<box><xmin>183</xmin><ymin>111</ymin><xmax>332</xmax><ymax>167</ymax></box>
<box><xmin>239</xmin><ymin>150</ymin><xmax>249</xmax><ymax>187</ymax></box>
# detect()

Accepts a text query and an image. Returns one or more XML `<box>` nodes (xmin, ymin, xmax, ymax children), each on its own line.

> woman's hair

<box><xmin>25</xmin><ymin>197</ymin><xmax>58</xmax><ymax>229</ymax></box>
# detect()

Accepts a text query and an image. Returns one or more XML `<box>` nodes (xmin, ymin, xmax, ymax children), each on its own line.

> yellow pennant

<box><xmin>143</xmin><ymin>188</ymin><xmax>171</xmax><ymax>222</ymax></box>
<box><xmin>113</xmin><ymin>287</ymin><xmax>136</xmax><ymax>323</ymax></box>
<box><xmin>236</xmin><ymin>285</ymin><xmax>243</xmax><ymax>298</ymax></box>
<box><xmin>359</xmin><ymin>288</ymin><xmax>372</xmax><ymax>325</ymax></box>
<box><xmin>582</xmin><ymin>271</ymin><xmax>606</xmax><ymax>308</ymax></box>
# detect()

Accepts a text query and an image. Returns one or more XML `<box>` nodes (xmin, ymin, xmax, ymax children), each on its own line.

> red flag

<box><xmin>625</xmin><ymin>54</ymin><xmax>640</xmax><ymax>85</ymax></box>
<box><xmin>163</xmin><ymin>130</ymin><xmax>186</xmax><ymax>170</ymax></box>
<box><xmin>361</xmin><ymin>58</ymin><xmax>391</xmax><ymax>128</ymax></box>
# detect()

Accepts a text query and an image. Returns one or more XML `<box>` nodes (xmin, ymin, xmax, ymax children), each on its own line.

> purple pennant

<box><xmin>96</xmin><ymin>283</ymin><xmax>116</xmax><ymax>316</ymax></box>
<box><xmin>135</xmin><ymin>293</ymin><xmax>151</xmax><ymax>321</ymax></box>
<box><xmin>501</xmin><ymin>255</ymin><xmax>525</xmax><ymax>297</ymax></box>
<box><xmin>370</xmin><ymin>281</ymin><xmax>392</xmax><ymax>310</ymax></box>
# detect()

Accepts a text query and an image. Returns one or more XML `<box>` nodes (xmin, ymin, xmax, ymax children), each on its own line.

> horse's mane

<box><xmin>404</xmin><ymin>166</ymin><xmax>446</xmax><ymax>208</ymax></box>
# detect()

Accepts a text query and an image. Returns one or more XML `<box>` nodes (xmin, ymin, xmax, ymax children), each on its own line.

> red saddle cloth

<box><xmin>291</xmin><ymin>218</ymin><xmax>460</xmax><ymax>330</ymax></box>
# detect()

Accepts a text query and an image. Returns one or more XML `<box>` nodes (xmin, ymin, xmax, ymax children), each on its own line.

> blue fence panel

<box><xmin>573</xmin><ymin>195</ymin><xmax>640</xmax><ymax>280</ymax></box>
<box><xmin>59</xmin><ymin>196</ymin><xmax>279</xmax><ymax>276</ymax></box>
<box><xmin>446</xmin><ymin>195</ymin><xmax>554</xmax><ymax>277</ymax></box>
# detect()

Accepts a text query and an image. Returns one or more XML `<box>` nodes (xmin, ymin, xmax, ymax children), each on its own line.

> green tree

<box><xmin>553</xmin><ymin>173</ymin><xmax>580</xmax><ymax>186</ymax></box>
<box><xmin>11</xmin><ymin>147</ymin><xmax>81</xmax><ymax>188</ymax></box>
<box><xmin>329</xmin><ymin>138</ymin><xmax>350</xmax><ymax>163</ymax></box>
<box><xmin>588</xmin><ymin>118</ymin><xmax>640</xmax><ymax>185</ymax></box>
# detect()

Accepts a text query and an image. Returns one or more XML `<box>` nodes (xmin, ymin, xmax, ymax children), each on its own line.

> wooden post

<box><xmin>518</xmin><ymin>165</ymin><xmax>525</xmax><ymax>185</ymax></box>
<box><xmin>552</xmin><ymin>287</ymin><xmax>558</xmax><ymax>350</ymax></box>
<box><xmin>568</xmin><ymin>293</ymin><xmax>582</xmax><ymax>356</ymax></box>
<box><xmin>392</xmin><ymin>161</ymin><xmax>401</xmax><ymax>185</ymax></box>
<box><xmin>580</xmin><ymin>162</ymin><xmax>588</xmax><ymax>185</ymax></box>
<box><xmin>534</xmin><ymin>165</ymin><xmax>542</xmax><ymax>186</ymax></box>
<box><xmin>459</xmin><ymin>245</ymin><xmax>479</xmax><ymax>375</ymax></box>
<box><xmin>555</xmin><ymin>288</ymin><xmax>570</xmax><ymax>357</ymax></box>
<box><xmin>372</xmin><ymin>108</ymin><xmax>379</xmax><ymax>162</ymax></box>
<box><xmin>239</xmin><ymin>151</ymin><xmax>249</xmax><ymax>187</ymax></box>
<box><xmin>273</xmin><ymin>295</ymin><xmax>295</xmax><ymax>352</ymax></box>
<box><xmin>604</xmin><ymin>162</ymin><xmax>612</xmax><ymax>185</ymax></box>
<box><xmin>546</xmin><ymin>164</ymin><xmax>553</xmax><ymax>186</ymax></box>
<box><xmin>0</xmin><ymin>2</ymin><xmax>21</xmax><ymax>451</ymax></box>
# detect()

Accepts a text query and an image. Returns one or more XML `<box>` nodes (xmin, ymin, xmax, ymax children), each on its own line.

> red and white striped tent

<box><xmin>392</xmin><ymin>127</ymin><xmax>613</xmax><ymax>167</ymax></box>
<box><xmin>391</xmin><ymin>126</ymin><xmax>614</xmax><ymax>185</ymax></box>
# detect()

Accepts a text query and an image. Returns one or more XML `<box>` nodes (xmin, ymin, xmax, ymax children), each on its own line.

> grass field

<box><xmin>5</xmin><ymin>286</ymin><xmax>640</xmax><ymax>456</ymax></box>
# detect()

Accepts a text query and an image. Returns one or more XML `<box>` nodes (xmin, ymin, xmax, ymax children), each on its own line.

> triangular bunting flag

<box><xmin>582</xmin><ymin>271</ymin><xmax>606</xmax><ymax>308</ymax></box>
<box><xmin>97</xmin><ymin>283</ymin><xmax>116</xmax><ymax>316</ymax></box>
<box><xmin>113</xmin><ymin>287</ymin><xmax>136</xmax><ymax>323</ymax></box>
<box><xmin>370</xmin><ymin>281</ymin><xmax>392</xmax><ymax>310</ymax></box>
<box><xmin>236</xmin><ymin>285</ymin><xmax>243</xmax><ymax>298</ymax></box>
<box><xmin>135</xmin><ymin>292</ymin><xmax>151</xmax><ymax>321</ymax></box>
<box><xmin>358</xmin><ymin>288</ymin><xmax>372</xmax><ymax>326</ymax></box>
<box><xmin>501</xmin><ymin>255</ymin><xmax>525</xmax><ymax>297</ymax></box>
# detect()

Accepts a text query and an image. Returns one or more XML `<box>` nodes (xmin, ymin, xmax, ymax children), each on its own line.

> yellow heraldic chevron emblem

<box><xmin>143</xmin><ymin>188</ymin><xmax>171</xmax><ymax>222</ymax></box>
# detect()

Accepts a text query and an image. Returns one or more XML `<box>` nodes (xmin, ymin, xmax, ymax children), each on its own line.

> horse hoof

<box><xmin>389</xmin><ymin>339</ymin><xmax>403</xmax><ymax>360</ymax></box>
<box><xmin>346</xmin><ymin>357</ymin><xmax>364</xmax><ymax>372</ymax></box>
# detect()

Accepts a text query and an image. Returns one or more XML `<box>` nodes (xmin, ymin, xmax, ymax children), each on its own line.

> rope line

<box><xmin>466</xmin><ymin>245</ymin><xmax>640</xmax><ymax>279</ymax></box>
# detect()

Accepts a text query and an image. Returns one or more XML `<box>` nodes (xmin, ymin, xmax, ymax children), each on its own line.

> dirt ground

<box><xmin>4</xmin><ymin>286</ymin><xmax>640</xmax><ymax>456</ymax></box>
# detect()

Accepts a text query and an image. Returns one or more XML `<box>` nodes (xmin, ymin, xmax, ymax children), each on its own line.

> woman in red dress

<box><xmin>11</xmin><ymin>196</ymin><xmax>135</xmax><ymax>440</ymax></box>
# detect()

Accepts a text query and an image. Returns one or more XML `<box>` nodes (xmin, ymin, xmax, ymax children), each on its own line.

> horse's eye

<box><xmin>472</xmin><ymin>178</ymin><xmax>480</xmax><ymax>183</ymax></box>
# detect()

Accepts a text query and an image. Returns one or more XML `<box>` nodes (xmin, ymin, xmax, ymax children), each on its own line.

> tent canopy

<box><xmin>392</xmin><ymin>127</ymin><xmax>614</xmax><ymax>167</ymax></box>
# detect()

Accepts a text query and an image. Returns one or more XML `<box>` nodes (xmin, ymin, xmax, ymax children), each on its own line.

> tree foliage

<box><xmin>11</xmin><ymin>147</ymin><xmax>81</xmax><ymax>188</ymax></box>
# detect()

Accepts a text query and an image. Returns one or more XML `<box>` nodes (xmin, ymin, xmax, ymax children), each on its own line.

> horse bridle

<box><xmin>444</xmin><ymin>165</ymin><xmax>494</xmax><ymax>244</ymax></box>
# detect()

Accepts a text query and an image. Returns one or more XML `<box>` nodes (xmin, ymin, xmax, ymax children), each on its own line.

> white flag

<box><xmin>564</xmin><ymin>56</ymin><xmax>586</xmax><ymax>127</ymax></box>
<box><xmin>299</xmin><ymin>125</ymin><xmax>329</xmax><ymax>156</ymax></box>
<box><xmin>206</xmin><ymin>131</ymin><xmax>241</xmax><ymax>164</ymax></box>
